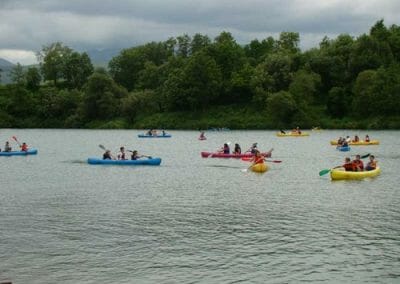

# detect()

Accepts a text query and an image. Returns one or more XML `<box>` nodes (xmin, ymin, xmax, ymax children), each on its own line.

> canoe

<box><xmin>336</xmin><ymin>145</ymin><xmax>351</xmax><ymax>152</ymax></box>
<box><xmin>276</xmin><ymin>132</ymin><xmax>310</xmax><ymax>137</ymax></box>
<box><xmin>330</xmin><ymin>140</ymin><xmax>379</xmax><ymax>146</ymax></box>
<box><xmin>330</xmin><ymin>167</ymin><xmax>381</xmax><ymax>180</ymax></box>
<box><xmin>250</xmin><ymin>163</ymin><xmax>268</xmax><ymax>173</ymax></box>
<box><xmin>0</xmin><ymin>149</ymin><xmax>38</xmax><ymax>156</ymax></box>
<box><xmin>138</xmin><ymin>134</ymin><xmax>171</xmax><ymax>138</ymax></box>
<box><xmin>87</xmin><ymin>157</ymin><xmax>161</xmax><ymax>165</ymax></box>
<box><xmin>201</xmin><ymin>151</ymin><xmax>272</xmax><ymax>158</ymax></box>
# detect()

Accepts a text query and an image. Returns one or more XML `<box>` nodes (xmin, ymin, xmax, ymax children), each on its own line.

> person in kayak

<box><xmin>365</xmin><ymin>135</ymin><xmax>370</xmax><ymax>142</ymax></box>
<box><xmin>233</xmin><ymin>143</ymin><xmax>241</xmax><ymax>154</ymax></box>
<box><xmin>117</xmin><ymin>147</ymin><xmax>127</xmax><ymax>160</ymax></box>
<box><xmin>199</xmin><ymin>131</ymin><xmax>206</xmax><ymax>139</ymax></box>
<box><xmin>131</xmin><ymin>150</ymin><xmax>151</xmax><ymax>160</ymax></box>
<box><xmin>103</xmin><ymin>150</ymin><xmax>113</xmax><ymax>160</ymax></box>
<box><xmin>20</xmin><ymin>142</ymin><xmax>28</xmax><ymax>151</ymax></box>
<box><xmin>250</xmin><ymin>150</ymin><xmax>266</xmax><ymax>165</ymax></box>
<box><xmin>250</xmin><ymin>143</ymin><xmax>258</xmax><ymax>154</ymax></box>
<box><xmin>353</xmin><ymin>135</ymin><xmax>360</xmax><ymax>142</ymax></box>
<box><xmin>4</xmin><ymin>141</ymin><xmax>12</xmax><ymax>152</ymax></box>
<box><xmin>365</xmin><ymin>155</ymin><xmax>377</xmax><ymax>171</ymax></box>
<box><xmin>219</xmin><ymin>143</ymin><xmax>230</xmax><ymax>154</ymax></box>
<box><xmin>147</xmin><ymin>129</ymin><xmax>153</xmax><ymax>136</ymax></box>
<box><xmin>340</xmin><ymin>157</ymin><xmax>356</xmax><ymax>171</ymax></box>
<box><xmin>352</xmin><ymin>154</ymin><xmax>364</xmax><ymax>171</ymax></box>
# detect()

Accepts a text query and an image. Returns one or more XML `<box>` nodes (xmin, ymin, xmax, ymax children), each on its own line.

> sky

<box><xmin>0</xmin><ymin>0</ymin><xmax>399</xmax><ymax>65</ymax></box>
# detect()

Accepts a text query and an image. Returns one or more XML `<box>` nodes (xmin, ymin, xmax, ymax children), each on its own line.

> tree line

<box><xmin>1</xmin><ymin>20</ymin><xmax>400</xmax><ymax>129</ymax></box>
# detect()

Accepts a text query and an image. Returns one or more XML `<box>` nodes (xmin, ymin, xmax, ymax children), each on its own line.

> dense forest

<box><xmin>1</xmin><ymin>20</ymin><xmax>400</xmax><ymax>129</ymax></box>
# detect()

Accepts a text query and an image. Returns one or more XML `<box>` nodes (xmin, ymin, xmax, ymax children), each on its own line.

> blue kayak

<box><xmin>0</xmin><ymin>148</ymin><xmax>38</xmax><ymax>156</ymax></box>
<box><xmin>337</xmin><ymin>145</ymin><xmax>351</xmax><ymax>152</ymax></box>
<box><xmin>138</xmin><ymin>134</ymin><xmax>171</xmax><ymax>138</ymax></box>
<box><xmin>87</xmin><ymin>157</ymin><xmax>161</xmax><ymax>165</ymax></box>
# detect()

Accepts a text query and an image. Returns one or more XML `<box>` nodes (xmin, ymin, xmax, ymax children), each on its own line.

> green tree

<box><xmin>266</xmin><ymin>91</ymin><xmax>297</xmax><ymax>125</ymax></box>
<box><xmin>37</xmin><ymin>42</ymin><xmax>73</xmax><ymax>86</ymax></box>
<box><xmin>277</xmin><ymin>32</ymin><xmax>300</xmax><ymax>54</ymax></box>
<box><xmin>109</xmin><ymin>41</ymin><xmax>174</xmax><ymax>91</ymax></box>
<box><xmin>25</xmin><ymin>67</ymin><xmax>41</xmax><ymax>91</ymax></box>
<box><xmin>82</xmin><ymin>72</ymin><xmax>128</xmax><ymax>120</ymax></box>
<box><xmin>190</xmin><ymin>33</ymin><xmax>211</xmax><ymax>54</ymax></box>
<box><xmin>63</xmin><ymin>52</ymin><xmax>94</xmax><ymax>89</ymax></box>
<box><xmin>327</xmin><ymin>87</ymin><xmax>349</xmax><ymax>118</ymax></box>
<box><xmin>289</xmin><ymin>69</ymin><xmax>321</xmax><ymax>105</ymax></box>
<box><xmin>10</xmin><ymin>63</ymin><xmax>25</xmax><ymax>85</ymax></box>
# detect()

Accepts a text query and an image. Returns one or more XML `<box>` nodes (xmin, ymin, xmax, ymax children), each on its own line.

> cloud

<box><xmin>1</xmin><ymin>0</ymin><xmax>399</xmax><ymax>64</ymax></box>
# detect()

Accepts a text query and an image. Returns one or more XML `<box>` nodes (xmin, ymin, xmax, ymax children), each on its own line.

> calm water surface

<box><xmin>0</xmin><ymin>129</ymin><xmax>399</xmax><ymax>283</ymax></box>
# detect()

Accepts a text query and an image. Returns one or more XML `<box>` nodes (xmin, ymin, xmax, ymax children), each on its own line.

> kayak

<box><xmin>276</xmin><ymin>132</ymin><xmax>310</xmax><ymax>137</ymax></box>
<box><xmin>87</xmin><ymin>157</ymin><xmax>161</xmax><ymax>165</ymax></box>
<box><xmin>330</xmin><ymin>167</ymin><xmax>381</xmax><ymax>180</ymax></box>
<box><xmin>250</xmin><ymin>163</ymin><xmax>268</xmax><ymax>173</ymax></box>
<box><xmin>201</xmin><ymin>151</ymin><xmax>272</xmax><ymax>158</ymax></box>
<box><xmin>330</xmin><ymin>140</ymin><xmax>379</xmax><ymax>145</ymax></box>
<box><xmin>0</xmin><ymin>149</ymin><xmax>38</xmax><ymax>156</ymax></box>
<box><xmin>138</xmin><ymin>134</ymin><xmax>171</xmax><ymax>138</ymax></box>
<box><xmin>337</xmin><ymin>145</ymin><xmax>351</xmax><ymax>152</ymax></box>
<box><xmin>198</xmin><ymin>137</ymin><xmax>207</xmax><ymax>140</ymax></box>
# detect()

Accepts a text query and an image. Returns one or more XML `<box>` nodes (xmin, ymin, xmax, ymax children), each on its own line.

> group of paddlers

<box><xmin>0</xmin><ymin>138</ymin><xmax>28</xmax><ymax>152</ymax></box>
<box><xmin>103</xmin><ymin>147</ymin><xmax>150</xmax><ymax>160</ymax></box>
<box><xmin>337</xmin><ymin>135</ymin><xmax>370</xmax><ymax>146</ymax></box>
<box><xmin>335</xmin><ymin>155</ymin><xmax>377</xmax><ymax>172</ymax></box>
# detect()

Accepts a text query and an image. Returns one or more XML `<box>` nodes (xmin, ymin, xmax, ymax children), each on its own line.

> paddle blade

<box><xmin>266</xmin><ymin>160</ymin><xmax>282</xmax><ymax>163</ymax></box>
<box><xmin>319</xmin><ymin>169</ymin><xmax>331</xmax><ymax>176</ymax></box>
<box><xmin>98</xmin><ymin>144</ymin><xmax>106</xmax><ymax>151</ymax></box>
<box><xmin>361</xmin><ymin>153</ymin><xmax>370</xmax><ymax>159</ymax></box>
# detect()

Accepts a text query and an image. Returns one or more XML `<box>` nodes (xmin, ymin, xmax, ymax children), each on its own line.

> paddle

<box><xmin>12</xmin><ymin>135</ymin><xmax>21</xmax><ymax>147</ymax></box>
<box><xmin>242</xmin><ymin>157</ymin><xmax>282</xmax><ymax>163</ymax></box>
<box><xmin>319</xmin><ymin>153</ymin><xmax>371</xmax><ymax>176</ymax></box>
<box><xmin>127</xmin><ymin>150</ymin><xmax>152</xmax><ymax>159</ymax></box>
<box><xmin>98</xmin><ymin>144</ymin><xmax>116</xmax><ymax>160</ymax></box>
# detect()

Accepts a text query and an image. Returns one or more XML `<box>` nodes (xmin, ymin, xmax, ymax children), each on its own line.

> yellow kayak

<box><xmin>276</xmin><ymin>132</ymin><xmax>310</xmax><ymax>137</ymax></box>
<box><xmin>250</xmin><ymin>163</ymin><xmax>268</xmax><ymax>173</ymax></box>
<box><xmin>330</xmin><ymin>167</ymin><xmax>381</xmax><ymax>180</ymax></box>
<box><xmin>330</xmin><ymin>140</ymin><xmax>379</xmax><ymax>145</ymax></box>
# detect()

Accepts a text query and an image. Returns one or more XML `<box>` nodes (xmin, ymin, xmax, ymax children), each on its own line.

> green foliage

<box><xmin>266</xmin><ymin>91</ymin><xmax>298</xmax><ymax>125</ymax></box>
<box><xmin>1</xmin><ymin>20</ymin><xmax>400</xmax><ymax>129</ymax></box>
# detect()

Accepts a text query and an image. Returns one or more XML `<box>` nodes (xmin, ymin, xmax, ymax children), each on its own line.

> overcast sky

<box><xmin>0</xmin><ymin>0</ymin><xmax>399</xmax><ymax>65</ymax></box>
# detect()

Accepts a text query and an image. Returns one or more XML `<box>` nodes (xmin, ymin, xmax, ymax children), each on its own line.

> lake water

<box><xmin>0</xmin><ymin>129</ymin><xmax>399</xmax><ymax>283</ymax></box>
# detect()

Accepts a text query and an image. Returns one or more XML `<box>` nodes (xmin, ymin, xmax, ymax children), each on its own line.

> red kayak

<box><xmin>201</xmin><ymin>151</ymin><xmax>271</xmax><ymax>158</ymax></box>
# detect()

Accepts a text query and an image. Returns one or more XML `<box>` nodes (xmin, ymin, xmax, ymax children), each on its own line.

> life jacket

<box><xmin>118</xmin><ymin>152</ymin><xmax>126</xmax><ymax>160</ymax></box>
<box><xmin>366</xmin><ymin>160</ymin><xmax>377</xmax><ymax>170</ymax></box>
<box><xmin>254</xmin><ymin>156</ymin><xmax>265</xmax><ymax>164</ymax></box>
<box><xmin>343</xmin><ymin>162</ymin><xmax>356</xmax><ymax>171</ymax></box>
<box><xmin>103</xmin><ymin>153</ymin><xmax>111</xmax><ymax>160</ymax></box>
<box><xmin>223</xmin><ymin>146</ymin><xmax>230</xmax><ymax>154</ymax></box>
<box><xmin>353</xmin><ymin>160</ymin><xmax>364</xmax><ymax>171</ymax></box>
<box><xmin>21</xmin><ymin>145</ymin><xmax>28</xmax><ymax>151</ymax></box>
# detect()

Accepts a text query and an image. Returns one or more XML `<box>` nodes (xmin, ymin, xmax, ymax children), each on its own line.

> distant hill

<box><xmin>0</xmin><ymin>58</ymin><xmax>15</xmax><ymax>68</ymax></box>
<box><xmin>86</xmin><ymin>48</ymin><xmax>121</xmax><ymax>67</ymax></box>
<box><xmin>0</xmin><ymin>58</ymin><xmax>15</xmax><ymax>84</ymax></box>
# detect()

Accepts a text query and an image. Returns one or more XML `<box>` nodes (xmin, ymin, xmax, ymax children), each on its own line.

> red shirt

<box><xmin>21</xmin><ymin>144</ymin><xmax>28</xmax><ymax>151</ymax></box>
<box><xmin>343</xmin><ymin>162</ymin><xmax>356</xmax><ymax>171</ymax></box>
<box><xmin>353</xmin><ymin>160</ymin><xmax>364</xmax><ymax>171</ymax></box>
